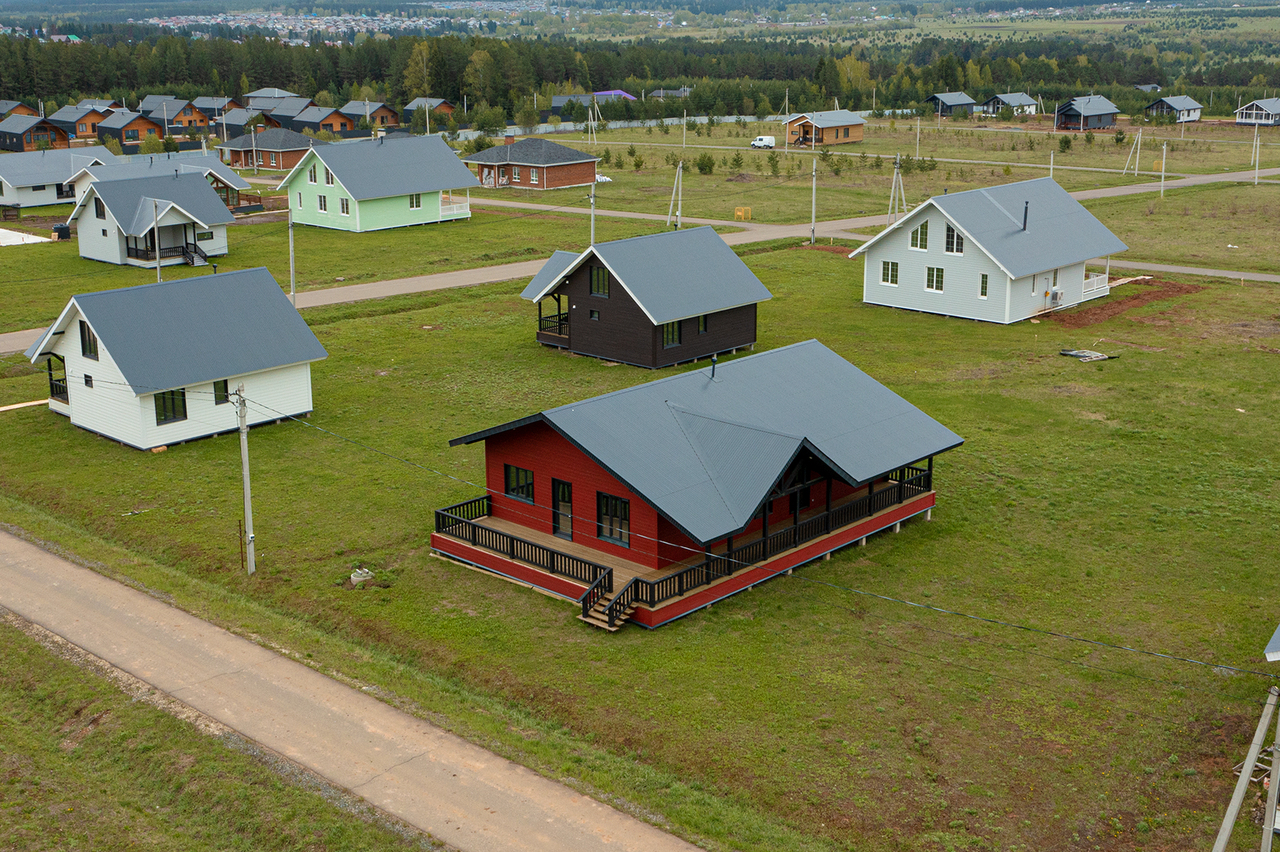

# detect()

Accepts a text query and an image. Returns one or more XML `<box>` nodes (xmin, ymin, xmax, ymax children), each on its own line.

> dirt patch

<box><xmin>1047</xmin><ymin>278</ymin><xmax>1204</xmax><ymax>329</ymax></box>
<box><xmin>725</xmin><ymin>172</ymin><xmax>755</xmax><ymax>183</ymax></box>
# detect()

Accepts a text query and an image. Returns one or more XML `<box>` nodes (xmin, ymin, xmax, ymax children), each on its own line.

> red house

<box><xmin>432</xmin><ymin>341</ymin><xmax>963</xmax><ymax>630</ymax></box>
<box><xmin>462</xmin><ymin>137</ymin><xmax>598</xmax><ymax>190</ymax></box>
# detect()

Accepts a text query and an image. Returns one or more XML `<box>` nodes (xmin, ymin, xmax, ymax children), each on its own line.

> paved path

<box><xmin>1097</xmin><ymin>258</ymin><xmax>1280</xmax><ymax>284</ymax></box>
<box><xmin>0</xmin><ymin>530</ymin><xmax>698</xmax><ymax>852</ymax></box>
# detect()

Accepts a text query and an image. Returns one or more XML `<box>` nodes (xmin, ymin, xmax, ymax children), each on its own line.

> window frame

<box><xmin>945</xmin><ymin>223</ymin><xmax>964</xmax><ymax>255</ymax></box>
<box><xmin>307</xmin><ymin>164</ymin><xmax>317</xmax><ymax>184</ymax></box>
<box><xmin>926</xmin><ymin>266</ymin><xmax>944</xmax><ymax>292</ymax></box>
<box><xmin>662</xmin><ymin>320</ymin><xmax>682</xmax><ymax>348</ymax></box>
<box><xmin>589</xmin><ymin>309</ymin><xmax>600</xmax><ymax>320</ymax></box>
<box><xmin>154</xmin><ymin>389</ymin><xmax>188</xmax><ymax>425</ymax></box>
<box><xmin>79</xmin><ymin>320</ymin><xmax>99</xmax><ymax>360</ymax></box>
<box><xmin>910</xmin><ymin>219</ymin><xmax>929</xmax><ymax>251</ymax></box>
<box><xmin>408</xmin><ymin>193</ymin><xmax>422</xmax><ymax>209</ymax></box>
<box><xmin>880</xmin><ymin>260</ymin><xmax>899</xmax><ymax>286</ymax></box>
<box><xmin>979</xmin><ymin>273</ymin><xmax>989</xmax><ymax>299</ymax></box>
<box><xmin>340</xmin><ymin>197</ymin><xmax>350</xmax><ymax>216</ymax></box>
<box><xmin>503</xmin><ymin>464</ymin><xmax>534</xmax><ymax>503</ymax></box>
<box><xmin>697</xmin><ymin>314</ymin><xmax>708</xmax><ymax>334</ymax></box>
<box><xmin>596</xmin><ymin>492</ymin><xmax>630</xmax><ymax>547</ymax></box>
<box><xmin>552</xmin><ymin>479</ymin><xmax>573</xmax><ymax>540</ymax></box>
<box><xmin>94</xmin><ymin>197</ymin><xmax>105</xmax><ymax>220</ymax></box>
<box><xmin>317</xmin><ymin>194</ymin><xmax>327</xmax><ymax>212</ymax></box>
<box><xmin>324</xmin><ymin>167</ymin><xmax>333</xmax><ymax>186</ymax></box>
<box><xmin>589</xmin><ymin>266</ymin><xmax>609</xmax><ymax>297</ymax></box>
<box><xmin>530</xmin><ymin>168</ymin><xmax>539</xmax><ymax>184</ymax></box>
<box><xmin>214</xmin><ymin>379</ymin><xmax>230</xmax><ymax>405</ymax></box>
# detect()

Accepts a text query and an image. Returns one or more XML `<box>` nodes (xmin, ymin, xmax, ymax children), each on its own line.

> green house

<box><xmin>277</xmin><ymin>135</ymin><xmax>478</xmax><ymax>233</ymax></box>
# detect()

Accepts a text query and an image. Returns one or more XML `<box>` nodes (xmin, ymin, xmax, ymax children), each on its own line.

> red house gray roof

<box><xmin>451</xmin><ymin>340</ymin><xmax>962</xmax><ymax>545</ymax></box>
<box><xmin>462</xmin><ymin>137</ymin><xmax>597</xmax><ymax>167</ymax></box>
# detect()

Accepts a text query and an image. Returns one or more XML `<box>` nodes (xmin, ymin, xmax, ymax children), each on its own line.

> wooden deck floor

<box><xmin>469</xmin><ymin>483</ymin><xmax>887</xmax><ymax>589</ymax></box>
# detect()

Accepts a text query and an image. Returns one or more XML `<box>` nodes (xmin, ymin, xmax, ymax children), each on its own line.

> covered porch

<box><xmin>535</xmin><ymin>295</ymin><xmax>569</xmax><ymax>347</ymax></box>
<box><xmin>431</xmin><ymin>459</ymin><xmax>936</xmax><ymax>630</ymax></box>
<box><xmin>124</xmin><ymin>223</ymin><xmax>212</xmax><ymax>267</ymax></box>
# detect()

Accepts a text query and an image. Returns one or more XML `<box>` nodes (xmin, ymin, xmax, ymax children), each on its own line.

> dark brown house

<box><xmin>0</xmin><ymin>115</ymin><xmax>71</xmax><ymax>152</ymax></box>
<box><xmin>521</xmin><ymin>227</ymin><xmax>772</xmax><ymax>369</ymax></box>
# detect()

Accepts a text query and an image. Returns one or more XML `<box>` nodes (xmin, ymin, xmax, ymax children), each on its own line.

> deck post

<box><xmin>926</xmin><ymin>508</ymin><xmax>932</xmax><ymax>522</ymax></box>
<box><xmin>857</xmin><ymin>537</ymin><xmax>866</xmax><ymax>547</ymax></box>
<box><xmin>893</xmin><ymin>522</ymin><xmax>901</xmax><ymax>533</ymax></box>
<box><xmin>927</xmin><ymin>456</ymin><xmax>934</xmax><ymax>490</ymax></box>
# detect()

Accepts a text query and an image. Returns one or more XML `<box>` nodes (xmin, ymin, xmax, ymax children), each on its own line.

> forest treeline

<box><xmin>1</xmin><ymin>31</ymin><xmax>1277</xmax><ymax>121</ymax></box>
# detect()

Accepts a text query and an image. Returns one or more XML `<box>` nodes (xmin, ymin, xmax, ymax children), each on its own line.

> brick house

<box><xmin>220</xmin><ymin>127</ymin><xmax>326</xmax><ymax>171</ymax></box>
<box><xmin>462</xmin><ymin>137</ymin><xmax>598</xmax><ymax>190</ymax></box>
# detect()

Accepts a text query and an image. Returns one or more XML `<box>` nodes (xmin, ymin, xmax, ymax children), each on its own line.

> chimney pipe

<box><xmin>1022</xmin><ymin>201</ymin><xmax>1028</xmax><ymax>231</ymax></box>
<box><xmin>710</xmin><ymin>354</ymin><xmax>717</xmax><ymax>379</ymax></box>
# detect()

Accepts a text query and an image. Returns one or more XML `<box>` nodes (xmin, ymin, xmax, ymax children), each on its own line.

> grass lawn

<box><xmin>0</xmin><ymin>618</ymin><xmax>428</xmax><ymax>850</ymax></box>
<box><xmin>1</xmin><ymin>243</ymin><xmax>1277</xmax><ymax>850</ymax></box>
<box><xmin>0</xmin><ymin>208</ymin><xmax>670</xmax><ymax>334</ymax></box>
<box><xmin>1082</xmin><ymin>183</ymin><xmax>1280</xmax><ymax>276</ymax></box>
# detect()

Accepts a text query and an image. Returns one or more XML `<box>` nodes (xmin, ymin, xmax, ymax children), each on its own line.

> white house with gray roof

<box><xmin>67</xmin><ymin>153</ymin><xmax>251</xmax><ymax>207</ymax></box>
<box><xmin>851</xmin><ymin>177</ymin><xmax>1127</xmax><ymax>324</ymax></box>
<box><xmin>0</xmin><ymin>148</ymin><xmax>117</xmax><ymax>207</ymax></box>
<box><xmin>67</xmin><ymin>173</ymin><xmax>234</xmax><ymax>267</ymax></box>
<box><xmin>978</xmin><ymin>92</ymin><xmax>1037</xmax><ymax>116</ymax></box>
<box><xmin>1236</xmin><ymin>98</ymin><xmax>1280</xmax><ymax>127</ymax></box>
<box><xmin>277</xmin><ymin>135</ymin><xmax>478</xmax><ymax>232</ymax></box>
<box><xmin>24</xmin><ymin>268</ymin><xmax>327</xmax><ymax>451</ymax></box>
<box><xmin>1146</xmin><ymin>95</ymin><xmax>1202</xmax><ymax>123</ymax></box>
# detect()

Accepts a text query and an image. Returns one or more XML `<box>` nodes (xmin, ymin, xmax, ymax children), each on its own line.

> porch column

<box><xmin>761</xmin><ymin>501</ymin><xmax>768</xmax><ymax>540</ymax></box>
<box><xmin>927</xmin><ymin>456</ymin><xmax>934</xmax><ymax>490</ymax></box>
<box><xmin>824</xmin><ymin>475</ymin><xmax>832</xmax><ymax>533</ymax></box>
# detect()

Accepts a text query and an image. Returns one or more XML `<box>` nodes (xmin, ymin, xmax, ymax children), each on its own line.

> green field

<box><xmin>1</xmin><ymin>242</ymin><xmax>1277</xmax><ymax>850</ymax></box>
<box><xmin>0</xmin><ymin>208</ymin><xmax>670</xmax><ymax>334</ymax></box>
<box><xmin>0</xmin><ymin>618</ymin><xmax>429</xmax><ymax>850</ymax></box>
<box><xmin>1082</xmin><ymin>183</ymin><xmax>1280</xmax><ymax>276</ymax></box>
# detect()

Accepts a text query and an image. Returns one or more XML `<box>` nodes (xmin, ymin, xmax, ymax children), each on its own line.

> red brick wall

<box><xmin>485</xmin><ymin>421</ymin><xmax>662</xmax><ymax>570</ymax></box>
<box><xmin>230</xmin><ymin>147</ymin><xmax>311</xmax><ymax>170</ymax></box>
<box><xmin>544</xmin><ymin>160</ymin><xmax>597</xmax><ymax>188</ymax></box>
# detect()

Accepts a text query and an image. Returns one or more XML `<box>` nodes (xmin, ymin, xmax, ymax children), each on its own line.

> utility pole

<box><xmin>236</xmin><ymin>383</ymin><xmax>256</xmax><ymax>576</ymax></box>
<box><xmin>809</xmin><ymin>158</ymin><xmax>816</xmax><ymax>245</ymax></box>
<box><xmin>1255</xmin><ymin>126</ymin><xmax>1261</xmax><ymax>186</ymax></box>
<box><xmin>916</xmin><ymin>117</ymin><xmax>920</xmax><ymax>159</ymax></box>
<box><xmin>153</xmin><ymin>199</ymin><xmax>161</xmax><ymax>284</ymax></box>
<box><xmin>589</xmin><ymin>180</ymin><xmax>595</xmax><ymax>244</ymax></box>
<box><xmin>682</xmin><ymin>108</ymin><xmax>686</xmax><ymax>149</ymax></box>
<box><xmin>288</xmin><ymin>205</ymin><xmax>296</xmax><ymax>307</ymax></box>
<box><xmin>887</xmin><ymin>154</ymin><xmax>907</xmax><ymax>225</ymax></box>
<box><xmin>252</xmin><ymin>126</ymin><xmax>258</xmax><ymax>175</ymax></box>
<box><xmin>667</xmin><ymin>161</ymin><xmax>683</xmax><ymax>229</ymax></box>
<box><xmin>1160</xmin><ymin>142</ymin><xmax>1167</xmax><ymax>197</ymax></box>
<box><xmin>677</xmin><ymin>161</ymin><xmax>682</xmax><ymax>230</ymax></box>
<box><xmin>1049</xmin><ymin>149</ymin><xmax>1053</xmax><ymax>179</ymax></box>
<box><xmin>784</xmin><ymin>88</ymin><xmax>789</xmax><ymax>154</ymax></box>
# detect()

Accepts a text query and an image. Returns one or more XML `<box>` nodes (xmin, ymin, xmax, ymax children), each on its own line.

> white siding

<box><xmin>1005</xmin><ymin>261</ymin><xmax>1087</xmax><ymax>322</ymax></box>
<box><xmin>11</xmin><ymin>183</ymin><xmax>67</xmax><ymax>207</ymax></box>
<box><xmin>47</xmin><ymin>308</ymin><xmax>149</xmax><ymax>448</ymax></box>
<box><xmin>136</xmin><ymin>362</ymin><xmax>314</xmax><ymax>450</ymax></box>
<box><xmin>861</xmin><ymin>208</ymin><xmax>1011</xmax><ymax>323</ymax></box>
<box><xmin>73</xmin><ymin>201</ymin><xmax>126</xmax><ymax>264</ymax></box>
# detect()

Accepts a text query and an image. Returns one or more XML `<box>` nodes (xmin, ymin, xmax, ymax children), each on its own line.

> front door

<box><xmin>552</xmin><ymin>479</ymin><xmax>572</xmax><ymax>539</ymax></box>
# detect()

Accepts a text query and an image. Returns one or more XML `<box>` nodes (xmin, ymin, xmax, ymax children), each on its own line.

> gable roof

<box><xmin>520</xmin><ymin>226</ymin><xmax>772</xmax><ymax>325</ymax></box>
<box><xmin>26</xmin><ymin>268</ymin><xmax>327</xmax><ymax>395</ymax></box>
<box><xmin>192</xmin><ymin>96</ymin><xmax>239</xmax><ymax>113</ymax></box>
<box><xmin>291</xmin><ymin>106</ymin><xmax>346</xmax><ymax>126</ymax></box>
<box><xmin>451</xmin><ymin>340</ymin><xmax>962</xmax><ymax>545</ymax></box>
<box><xmin>1150</xmin><ymin>95</ymin><xmax>1202</xmax><ymax>111</ymax></box>
<box><xmin>787</xmin><ymin>109</ymin><xmax>866</xmax><ymax>128</ymax></box>
<box><xmin>48</xmin><ymin>105</ymin><xmax>94</xmax><ymax>124</ymax></box>
<box><xmin>138</xmin><ymin>94</ymin><xmax>177</xmax><ymax>113</ymax></box>
<box><xmin>1237</xmin><ymin>98</ymin><xmax>1280</xmax><ymax>115</ymax></box>
<box><xmin>462</xmin><ymin>137</ymin><xmax>597</xmax><ymax>167</ymax></box>
<box><xmin>77</xmin><ymin>98</ymin><xmax>119</xmax><ymax>110</ymax></box>
<box><xmin>403</xmin><ymin>97</ymin><xmax>453</xmax><ymax>114</ymax></box>
<box><xmin>219</xmin><ymin>127</ymin><xmax>324</xmax><ymax>152</ymax></box>
<box><xmin>276</xmin><ymin>135</ymin><xmax>478</xmax><ymax>200</ymax></box>
<box><xmin>71</xmin><ymin>173</ymin><xmax>235</xmax><ymax>236</ymax></box>
<box><xmin>0</xmin><ymin>114</ymin><xmax>57</xmax><ymax>135</ymax></box>
<box><xmin>0</xmin><ymin>99</ymin><xmax>27</xmax><ymax>115</ymax></box>
<box><xmin>985</xmin><ymin>92</ymin><xmax>1037</xmax><ymax>107</ymax></box>
<box><xmin>216</xmin><ymin>108</ymin><xmax>266</xmax><ymax>128</ymax></box>
<box><xmin>246</xmin><ymin>87</ymin><xmax>297</xmax><ymax>99</ymax></box>
<box><xmin>0</xmin><ymin>148</ymin><xmax>116</xmax><ymax>188</ymax></box>
<box><xmin>142</xmin><ymin>97</ymin><xmax>193</xmax><ymax>123</ymax></box>
<box><xmin>930</xmin><ymin>92</ymin><xmax>976</xmax><ymax>107</ymax></box>
<box><xmin>339</xmin><ymin>100</ymin><xmax>392</xmax><ymax>119</ymax></box>
<box><xmin>98</xmin><ymin>110</ymin><xmax>161</xmax><ymax>130</ymax></box>
<box><xmin>1058</xmin><ymin>95</ymin><xmax>1119</xmax><ymax>117</ymax></box>
<box><xmin>74</xmin><ymin>153</ymin><xmax>250</xmax><ymax>191</ymax></box>
<box><xmin>524</xmin><ymin>250</ymin><xmax>579</xmax><ymax>296</ymax></box>
<box><xmin>852</xmin><ymin>177</ymin><xmax>1126</xmax><ymax>280</ymax></box>
<box><xmin>265</xmin><ymin>97</ymin><xmax>314</xmax><ymax>119</ymax></box>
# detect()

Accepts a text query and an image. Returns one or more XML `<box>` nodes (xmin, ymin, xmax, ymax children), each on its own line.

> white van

<box><xmin>750</xmin><ymin>135</ymin><xmax>775</xmax><ymax>149</ymax></box>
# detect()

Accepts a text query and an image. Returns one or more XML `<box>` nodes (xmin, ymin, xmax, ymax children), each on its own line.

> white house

<box><xmin>1147</xmin><ymin>95</ymin><xmax>1202</xmax><ymax>123</ymax></box>
<box><xmin>0</xmin><ymin>148</ymin><xmax>117</xmax><ymax>207</ymax></box>
<box><xmin>24</xmin><ymin>268</ymin><xmax>328</xmax><ymax>451</ymax></box>
<box><xmin>67</xmin><ymin>173</ymin><xmax>234</xmax><ymax>267</ymax></box>
<box><xmin>978</xmin><ymin>93</ymin><xmax>1037</xmax><ymax>116</ymax></box>
<box><xmin>1236</xmin><ymin>98</ymin><xmax>1280</xmax><ymax>127</ymax></box>
<box><xmin>850</xmin><ymin>177</ymin><xmax>1127</xmax><ymax>324</ymax></box>
<box><xmin>67</xmin><ymin>152</ymin><xmax>250</xmax><ymax>206</ymax></box>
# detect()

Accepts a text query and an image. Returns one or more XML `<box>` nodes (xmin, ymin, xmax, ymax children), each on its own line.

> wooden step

<box><xmin>577</xmin><ymin>602</ymin><xmax>636</xmax><ymax>632</ymax></box>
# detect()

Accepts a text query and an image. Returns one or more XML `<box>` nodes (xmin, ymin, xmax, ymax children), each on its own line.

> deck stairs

<box><xmin>577</xmin><ymin>596</ymin><xmax>636</xmax><ymax>631</ymax></box>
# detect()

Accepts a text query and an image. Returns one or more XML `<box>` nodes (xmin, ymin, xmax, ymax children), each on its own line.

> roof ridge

<box><xmin>665</xmin><ymin>402</ymin><xmax>737</xmax><ymax>522</ymax></box>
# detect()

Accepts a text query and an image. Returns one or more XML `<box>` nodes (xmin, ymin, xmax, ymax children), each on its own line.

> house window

<box><xmin>531</xmin><ymin>168</ymin><xmax>539</xmax><ymax>184</ymax></box>
<box><xmin>257</xmin><ymin>153</ymin><xmax>264</xmax><ymax>165</ymax></box>
<box><xmin>324</xmin><ymin>167</ymin><xmax>333</xmax><ymax>186</ymax></box>
<box><xmin>513</xmin><ymin>166</ymin><xmax>521</xmax><ymax>181</ymax></box>
<box><xmin>213</xmin><ymin>379</ymin><xmax>230</xmax><ymax>405</ymax></box>
<box><xmin>945</xmin><ymin>224</ymin><xmax>963</xmax><ymax>255</ymax></box>
<box><xmin>697</xmin><ymin>315</ymin><xmax>708</xmax><ymax>334</ymax></box>
<box><xmin>662</xmin><ymin>320</ymin><xmax>681</xmax><ymax>348</ymax></box>
<box><xmin>30</xmin><ymin>185</ymin><xmax>45</xmax><ymax>192</ymax></box>
<box><xmin>504</xmin><ymin>464</ymin><xmax>534</xmax><ymax>502</ymax></box>
<box><xmin>340</xmin><ymin>198</ymin><xmax>349</xmax><ymax>216</ymax></box>
<box><xmin>597</xmin><ymin>493</ymin><xmax>630</xmax><ymax>546</ymax></box>
<box><xmin>589</xmin><ymin>309</ymin><xmax>599</xmax><ymax>320</ymax></box>
<box><xmin>297</xmin><ymin>192</ymin><xmax>302</xmax><ymax>208</ymax></box>
<box><xmin>318</xmin><ymin>195</ymin><xmax>327</xmax><ymax>212</ymax></box>
<box><xmin>124</xmin><ymin>129</ymin><xmax>139</xmax><ymax>142</ymax></box>
<box><xmin>196</xmin><ymin>231</ymin><xmax>213</xmax><ymax>241</ymax></box>
<box><xmin>589</xmin><ymin>266</ymin><xmax>609</xmax><ymax>297</ymax></box>
<box><xmin>308</xmin><ymin>165</ymin><xmax>317</xmax><ymax>184</ymax></box>
<box><xmin>880</xmin><ymin>260</ymin><xmax>899</xmax><ymax>285</ymax></box>
<box><xmin>409</xmin><ymin>193</ymin><xmax>422</xmax><ymax>209</ymax></box>
<box><xmin>101</xmin><ymin>229</ymin><xmax>107</xmax><ymax>237</ymax></box>
<box><xmin>94</xmin><ymin>198</ymin><xmax>105</xmax><ymax>219</ymax></box>
<box><xmin>79</xmin><ymin>320</ymin><xmax>98</xmax><ymax>360</ymax></box>
<box><xmin>979</xmin><ymin>273</ymin><xmax>989</xmax><ymax>299</ymax></box>
<box><xmin>269</xmin><ymin>153</ymin><xmax>276</xmax><ymax>166</ymax></box>
<box><xmin>84</xmin><ymin>375</ymin><xmax>93</xmax><ymax>388</ymax></box>
<box><xmin>552</xmin><ymin>479</ymin><xmax>573</xmax><ymax>539</ymax></box>
<box><xmin>844</xmin><ymin>127</ymin><xmax>849</xmax><ymax>138</ymax></box>
<box><xmin>910</xmin><ymin>220</ymin><xmax>928</xmax><ymax>250</ymax></box>
<box><xmin>154</xmin><ymin>389</ymin><xmax>187</xmax><ymax>425</ymax></box>
<box><xmin>926</xmin><ymin>267</ymin><xmax>944</xmax><ymax>292</ymax></box>
<box><xmin>77</xmin><ymin>122</ymin><xmax>86</xmax><ymax>133</ymax></box>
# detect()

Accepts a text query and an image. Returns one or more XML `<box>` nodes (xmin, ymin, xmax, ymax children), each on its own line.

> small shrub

<box><xmin>626</xmin><ymin>144</ymin><xmax>637</xmax><ymax>158</ymax></box>
<box><xmin>1114</xmin><ymin>128</ymin><xmax>1126</xmax><ymax>145</ymax></box>
<box><xmin>767</xmin><ymin>150</ymin><xmax>780</xmax><ymax>176</ymax></box>
<box><xmin>659</xmin><ymin>121</ymin><xmax>670</xmax><ymax>135</ymax></box>
<box><xmin>601</xmin><ymin>148</ymin><xmax>612</xmax><ymax>165</ymax></box>
<box><xmin>1002</xmin><ymin>164</ymin><xmax>1012</xmax><ymax>176</ymax></box>
<box><xmin>1058</xmin><ymin>135</ymin><xmax>1072</xmax><ymax>153</ymax></box>
<box><xmin>695</xmin><ymin>152</ymin><xmax>715</xmax><ymax>175</ymax></box>
<box><xmin>730</xmin><ymin>151</ymin><xmax>744</xmax><ymax>171</ymax></box>
<box><xmin>633</xmin><ymin>155</ymin><xmax>644</xmax><ymax>171</ymax></box>
<box><xmin>1085</xmin><ymin>131</ymin><xmax>1095</xmax><ymax>145</ymax></box>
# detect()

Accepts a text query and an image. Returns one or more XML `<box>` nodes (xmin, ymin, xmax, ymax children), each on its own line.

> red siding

<box><xmin>486</xmin><ymin>421</ymin><xmax>662</xmax><ymax>570</ymax></box>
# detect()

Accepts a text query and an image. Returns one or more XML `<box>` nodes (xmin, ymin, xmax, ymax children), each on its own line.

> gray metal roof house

<box><xmin>67</xmin><ymin>152</ymin><xmax>252</xmax><ymax>210</ymax></box>
<box><xmin>927</xmin><ymin>92</ymin><xmax>977</xmax><ymax>116</ymax></box>
<box><xmin>276</xmin><ymin>134</ymin><xmax>478</xmax><ymax>232</ymax></box>
<box><xmin>1235</xmin><ymin>98</ymin><xmax>1280</xmax><ymax>127</ymax></box>
<box><xmin>47</xmin><ymin>105</ymin><xmax>111</xmax><ymax>138</ymax></box>
<box><xmin>0</xmin><ymin>148</ymin><xmax>117</xmax><ymax>206</ymax></box>
<box><xmin>784</xmin><ymin>109</ymin><xmax>866</xmax><ymax>146</ymax></box>
<box><xmin>0</xmin><ymin>114</ymin><xmax>71</xmax><ymax>152</ymax></box>
<box><xmin>1056</xmin><ymin>95</ymin><xmax>1120</xmax><ymax>130</ymax></box>
<box><xmin>432</xmin><ymin>339</ymin><xmax>962</xmax><ymax>629</ymax></box>
<box><xmin>521</xmin><ymin>226</ymin><xmax>772</xmax><ymax>369</ymax></box>
<box><xmin>1147</xmin><ymin>95</ymin><xmax>1202</xmax><ymax>123</ymax></box>
<box><xmin>67</xmin><ymin>173</ymin><xmax>235</xmax><ymax>268</ymax></box>
<box><xmin>212</xmin><ymin>108</ymin><xmax>281</xmax><ymax>140</ymax></box>
<box><xmin>852</xmin><ymin>177</ymin><xmax>1127</xmax><ymax>324</ymax></box>
<box><xmin>978</xmin><ymin>92</ymin><xmax>1037</xmax><ymax>116</ymax></box>
<box><xmin>401</xmin><ymin>97</ymin><xmax>456</xmax><ymax>126</ymax></box>
<box><xmin>25</xmin><ymin>268</ymin><xmax>327</xmax><ymax>451</ymax></box>
<box><xmin>462</xmin><ymin>137</ymin><xmax>598</xmax><ymax>189</ymax></box>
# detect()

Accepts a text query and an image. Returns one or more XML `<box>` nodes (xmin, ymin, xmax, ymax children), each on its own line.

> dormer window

<box><xmin>307</xmin><ymin>164</ymin><xmax>317</xmax><ymax>184</ymax></box>
<box><xmin>945</xmin><ymin>224</ymin><xmax>963</xmax><ymax>255</ymax></box>
<box><xmin>910</xmin><ymin>220</ymin><xmax>928</xmax><ymax>250</ymax></box>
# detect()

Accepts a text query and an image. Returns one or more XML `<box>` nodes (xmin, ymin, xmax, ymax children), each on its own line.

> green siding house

<box><xmin>277</xmin><ymin>135</ymin><xmax>478</xmax><ymax>233</ymax></box>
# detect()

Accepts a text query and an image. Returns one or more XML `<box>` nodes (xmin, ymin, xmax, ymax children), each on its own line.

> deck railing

<box><xmin>538</xmin><ymin>312</ymin><xmax>569</xmax><ymax>336</ymax></box>
<box><xmin>440</xmin><ymin>200</ymin><xmax>469</xmax><ymax>217</ymax></box>
<box><xmin>436</xmin><ymin>464</ymin><xmax>933</xmax><ymax>628</ymax></box>
<box><xmin>49</xmin><ymin>377</ymin><xmax>68</xmax><ymax>403</ymax></box>
<box><xmin>435</xmin><ymin>496</ymin><xmax>614</xmax><ymax>590</ymax></box>
<box><xmin>1083</xmin><ymin>273</ymin><xmax>1109</xmax><ymax>296</ymax></box>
